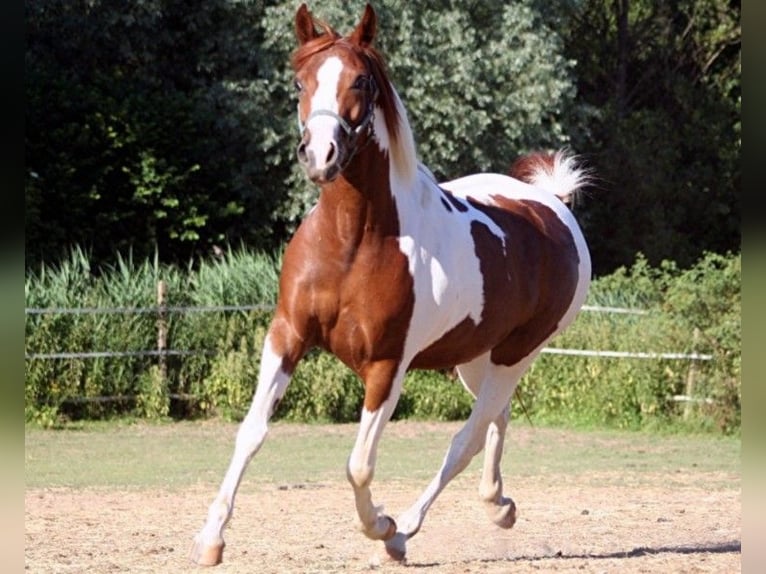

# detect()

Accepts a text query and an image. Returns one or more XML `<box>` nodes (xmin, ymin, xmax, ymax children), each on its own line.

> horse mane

<box><xmin>291</xmin><ymin>24</ymin><xmax>418</xmax><ymax>184</ymax></box>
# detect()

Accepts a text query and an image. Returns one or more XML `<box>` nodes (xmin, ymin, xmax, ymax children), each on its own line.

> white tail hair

<box><xmin>508</xmin><ymin>150</ymin><xmax>589</xmax><ymax>206</ymax></box>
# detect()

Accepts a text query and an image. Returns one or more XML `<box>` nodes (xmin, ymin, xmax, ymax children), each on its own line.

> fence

<box><xmin>24</xmin><ymin>299</ymin><xmax>712</xmax><ymax>361</ymax></box>
<box><xmin>25</xmin><ymin>283</ymin><xmax>713</xmax><ymax>407</ymax></box>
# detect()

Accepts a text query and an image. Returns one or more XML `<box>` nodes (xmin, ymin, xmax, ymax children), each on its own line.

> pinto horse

<box><xmin>191</xmin><ymin>2</ymin><xmax>591</xmax><ymax>566</ymax></box>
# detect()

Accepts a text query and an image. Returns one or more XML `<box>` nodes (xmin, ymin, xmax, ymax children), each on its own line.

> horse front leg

<box><xmin>346</xmin><ymin>360</ymin><xmax>404</xmax><ymax>543</ymax></box>
<box><xmin>190</xmin><ymin>324</ymin><xmax>304</xmax><ymax>566</ymax></box>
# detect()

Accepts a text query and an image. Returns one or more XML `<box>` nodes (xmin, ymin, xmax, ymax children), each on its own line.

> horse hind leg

<box><xmin>479</xmin><ymin>403</ymin><xmax>517</xmax><ymax>528</ymax></box>
<box><xmin>453</xmin><ymin>356</ymin><xmax>519</xmax><ymax>528</ymax></box>
<box><xmin>460</xmin><ymin>358</ymin><xmax>523</xmax><ymax>529</ymax></box>
<box><xmin>384</xmin><ymin>354</ymin><xmax>522</xmax><ymax>561</ymax></box>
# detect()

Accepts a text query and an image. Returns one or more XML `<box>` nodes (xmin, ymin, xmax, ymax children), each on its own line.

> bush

<box><xmin>399</xmin><ymin>370</ymin><xmax>473</xmax><ymax>421</ymax></box>
<box><xmin>277</xmin><ymin>351</ymin><xmax>365</xmax><ymax>423</ymax></box>
<box><xmin>521</xmin><ymin>252</ymin><xmax>740</xmax><ymax>434</ymax></box>
<box><xmin>25</xmin><ymin>247</ymin><xmax>740</xmax><ymax>435</ymax></box>
<box><xmin>24</xmin><ymin>246</ymin><xmax>278</xmax><ymax>425</ymax></box>
<box><xmin>198</xmin><ymin>335</ymin><xmax>261</xmax><ymax>422</ymax></box>
<box><xmin>662</xmin><ymin>252</ymin><xmax>741</xmax><ymax>433</ymax></box>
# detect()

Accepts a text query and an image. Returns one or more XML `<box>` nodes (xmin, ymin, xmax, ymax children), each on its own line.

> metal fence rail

<box><xmin>25</xmin><ymin>303</ymin><xmax>645</xmax><ymax>316</ymax></box>
<box><xmin>24</xmin><ymin>304</ymin><xmax>274</xmax><ymax>315</ymax></box>
<box><xmin>25</xmin><ymin>350</ymin><xmax>217</xmax><ymax>360</ymax></box>
<box><xmin>24</xmin><ymin>303</ymin><xmax>711</xmax><ymax>362</ymax></box>
<box><xmin>25</xmin><ymin>302</ymin><xmax>715</xmax><ymax>406</ymax></box>
<box><xmin>541</xmin><ymin>348</ymin><xmax>713</xmax><ymax>360</ymax></box>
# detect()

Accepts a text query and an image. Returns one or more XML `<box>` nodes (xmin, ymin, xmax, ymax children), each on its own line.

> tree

<box><xmin>28</xmin><ymin>1</ymin><xmax>739</xmax><ymax>275</ymax></box>
<box><xmin>542</xmin><ymin>0</ymin><xmax>740</xmax><ymax>275</ymax></box>
<box><xmin>26</xmin><ymin>0</ymin><xmax>578</xmax><ymax>269</ymax></box>
<box><xmin>25</xmin><ymin>0</ymin><xmax>267</xmax><ymax>268</ymax></box>
<box><xmin>251</xmin><ymin>0</ymin><xmax>580</xmax><ymax>231</ymax></box>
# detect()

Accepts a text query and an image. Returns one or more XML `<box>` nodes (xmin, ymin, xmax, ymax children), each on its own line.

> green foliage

<box><xmin>24</xmin><ymin>246</ymin><xmax>279</xmax><ymax>425</ymax></box>
<box><xmin>544</xmin><ymin>0</ymin><xmax>740</xmax><ymax>274</ymax></box>
<box><xmin>199</xmin><ymin>335</ymin><xmax>262</xmax><ymax>422</ymax></box>
<box><xmin>191</xmin><ymin>245</ymin><xmax>282</xmax><ymax>307</ymax></box>
<box><xmin>256</xmin><ymin>0</ymin><xmax>578</xmax><ymax>222</ymax></box>
<box><xmin>398</xmin><ymin>370</ymin><xmax>473</xmax><ymax>421</ymax></box>
<box><xmin>662</xmin><ymin>252</ymin><xmax>741</xmax><ymax>433</ymax></box>
<box><xmin>25</xmin><ymin>248</ymin><xmax>740</xmax><ymax>435</ymax></box>
<box><xmin>25</xmin><ymin>0</ymin><xmax>271</xmax><ymax>268</ymax></box>
<box><xmin>521</xmin><ymin>251</ymin><xmax>740</xmax><ymax>434</ymax></box>
<box><xmin>26</xmin><ymin>0</ymin><xmax>580</xmax><ymax>268</ymax></box>
<box><xmin>278</xmin><ymin>351</ymin><xmax>365</xmax><ymax>424</ymax></box>
<box><xmin>25</xmin><ymin>248</ymin><xmax>159</xmax><ymax>423</ymax></box>
<box><xmin>136</xmin><ymin>366</ymin><xmax>170</xmax><ymax>419</ymax></box>
<box><xmin>26</xmin><ymin>0</ymin><xmax>740</xmax><ymax>278</ymax></box>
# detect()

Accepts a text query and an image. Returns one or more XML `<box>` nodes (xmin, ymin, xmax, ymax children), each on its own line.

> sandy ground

<box><xmin>26</xmin><ymin>470</ymin><xmax>740</xmax><ymax>573</ymax></box>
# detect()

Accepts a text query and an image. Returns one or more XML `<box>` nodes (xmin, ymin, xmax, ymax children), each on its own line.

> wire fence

<box><xmin>24</xmin><ymin>302</ymin><xmax>712</xmax><ymax>361</ymax></box>
<box><xmin>25</xmin><ymin>298</ymin><xmax>716</xmax><ymax>408</ymax></box>
<box><xmin>24</xmin><ymin>304</ymin><xmax>274</xmax><ymax>316</ymax></box>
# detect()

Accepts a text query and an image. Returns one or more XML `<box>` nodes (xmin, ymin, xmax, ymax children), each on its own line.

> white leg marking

<box><xmin>347</xmin><ymin>371</ymin><xmax>405</xmax><ymax>542</ymax></box>
<box><xmin>455</xmin><ymin>357</ymin><xmax>515</xmax><ymax>524</ymax></box>
<box><xmin>191</xmin><ymin>334</ymin><xmax>292</xmax><ymax>563</ymax></box>
<box><xmin>385</xmin><ymin>357</ymin><xmax>532</xmax><ymax>559</ymax></box>
<box><xmin>479</xmin><ymin>404</ymin><xmax>517</xmax><ymax>528</ymax></box>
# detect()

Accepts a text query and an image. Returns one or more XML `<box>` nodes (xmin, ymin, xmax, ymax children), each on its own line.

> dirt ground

<box><xmin>26</xmin><ymin>471</ymin><xmax>740</xmax><ymax>573</ymax></box>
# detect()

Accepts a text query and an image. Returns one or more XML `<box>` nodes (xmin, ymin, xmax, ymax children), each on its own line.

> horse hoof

<box><xmin>190</xmin><ymin>538</ymin><xmax>225</xmax><ymax>566</ymax></box>
<box><xmin>384</xmin><ymin>532</ymin><xmax>407</xmax><ymax>562</ymax></box>
<box><xmin>491</xmin><ymin>498</ymin><xmax>517</xmax><ymax>529</ymax></box>
<box><xmin>383</xmin><ymin>515</ymin><xmax>398</xmax><ymax>540</ymax></box>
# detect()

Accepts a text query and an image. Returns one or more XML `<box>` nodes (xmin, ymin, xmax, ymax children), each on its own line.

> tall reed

<box><xmin>25</xmin><ymin>248</ymin><xmax>740</xmax><ymax>434</ymax></box>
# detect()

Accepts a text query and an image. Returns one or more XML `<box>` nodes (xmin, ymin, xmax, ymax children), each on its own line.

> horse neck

<box><xmin>313</xmin><ymin>87</ymin><xmax>420</xmax><ymax>244</ymax></box>
<box><xmin>316</xmin><ymin>143</ymin><xmax>400</xmax><ymax>244</ymax></box>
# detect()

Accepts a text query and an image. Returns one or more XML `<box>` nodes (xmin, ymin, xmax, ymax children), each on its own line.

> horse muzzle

<box><xmin>296</xmin><ymin>138</ymin><xmax>344</xmax><ymax>184</ymax></box>
<box><xmin>296</xmin><ymin>104</ymin><xmax>375</xmax><ymax>184</ymax></box>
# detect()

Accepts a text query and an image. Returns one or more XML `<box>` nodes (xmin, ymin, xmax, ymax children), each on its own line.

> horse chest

<box><xmin>282</xmin><ymin>229</ymin><xmax>415</xmax><ymax>371</ymax></box>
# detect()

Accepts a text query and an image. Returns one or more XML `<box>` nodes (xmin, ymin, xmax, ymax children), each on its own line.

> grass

<box><xmin>25</xmin><ymin>249</ymin><xmax>740</xmax><ymax>434</ymax></box>
<box><xmin>24</xmin><ymin>419</ymin><xmax>740</xmax><ymax>491</ymax></box>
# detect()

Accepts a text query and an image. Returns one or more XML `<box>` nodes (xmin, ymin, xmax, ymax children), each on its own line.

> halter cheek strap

<box><xmin>297</xmin><ymin>75</ymin><xmax>378</xmax><ymax>139</ymax></box>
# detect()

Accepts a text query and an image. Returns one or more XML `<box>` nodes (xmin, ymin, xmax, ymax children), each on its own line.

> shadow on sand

<box><xmin>404</xmin><ymin>540</ymin><xmax>741</xmax><ymax>569</ymax></box>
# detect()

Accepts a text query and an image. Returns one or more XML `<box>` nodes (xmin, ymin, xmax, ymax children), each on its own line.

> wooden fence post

<box><xmin>157</xmin><ymin>280</ymin><xmax>168</xmax><ymax>383</ymax></box>
<box><xmin>683</xmin><ymin>327</ymin><xmax>701</xmax><ymax>420</ymax></box>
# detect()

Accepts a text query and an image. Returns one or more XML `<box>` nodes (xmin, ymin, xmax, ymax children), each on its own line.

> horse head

<box><xmin>291</xmin><ymin>3</ymin><xmax>396</xmax><ymax>184</ymax></box>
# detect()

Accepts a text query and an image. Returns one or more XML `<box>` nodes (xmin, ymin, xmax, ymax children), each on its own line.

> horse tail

<box><xmin>508</xmin><ymin>150</ymin><xmax>588</xmax><ymax>206</ymax></box>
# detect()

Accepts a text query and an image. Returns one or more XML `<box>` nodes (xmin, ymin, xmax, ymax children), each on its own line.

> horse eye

<box><xmin>293</xmin><ymin>80</ymin><xmax>303</xmax><ymax>93</ymax></box>
<box><xmin>352</xmin><ymin>76</ymin><xmax>369</xmax><ymax>91</ymax></box>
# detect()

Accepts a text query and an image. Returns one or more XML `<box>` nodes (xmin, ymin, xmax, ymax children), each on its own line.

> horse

<box><xmin>191</xmin><ymin>2</ymin><xmax>591</xmax><ymax>566</ymax></box>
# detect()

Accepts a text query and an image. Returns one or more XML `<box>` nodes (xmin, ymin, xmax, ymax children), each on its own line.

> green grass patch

<box><xmin>24</xmin><ymin>420</ymin><xmax>740</xmax><ymax>491</ymax></box>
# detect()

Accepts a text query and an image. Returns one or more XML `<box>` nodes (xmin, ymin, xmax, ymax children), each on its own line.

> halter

<box><xmin>297</xmin><ymin>74</ymin><xmax>378</xmax><ymax>142</ymax></box>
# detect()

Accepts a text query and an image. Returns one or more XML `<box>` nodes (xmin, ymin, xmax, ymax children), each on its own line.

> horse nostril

<box><xmin>325</xmin><ymin>142</ymin><xmax>337</xmax><ymax>165</ymax></box>
<box><xmin>297</xmin><ymin>141</ymin><xmax>309</xmax><ymax>165</ymax></box>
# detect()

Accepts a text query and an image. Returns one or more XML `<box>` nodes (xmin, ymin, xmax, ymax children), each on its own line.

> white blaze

<box><xmin>304</xmin><ymin>57</ymin><xmax>344</xmax><ymax>171</ymax></box>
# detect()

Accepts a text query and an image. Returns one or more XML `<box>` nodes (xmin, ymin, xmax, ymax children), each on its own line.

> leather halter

<box><xmin>297</xmin><ymin>74</ymin><xmax>378</xmax><ymax>143</ymax></box>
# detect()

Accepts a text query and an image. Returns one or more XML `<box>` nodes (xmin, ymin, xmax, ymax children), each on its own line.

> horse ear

<box><xmin>295</xmin><ymin>3</ymin><xmax>319</xmax><ymax>45</ymax></box>
<box><xmin>349</xmin><ymin>3</ymin><xmax>377</xmax><ymax>48</ymax></box>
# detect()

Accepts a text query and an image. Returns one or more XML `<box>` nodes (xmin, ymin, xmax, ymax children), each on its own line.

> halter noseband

<box><xmin>297</xmin><ymin>74</ymin><xmax>378</xmax><ymax>142</ymax></box>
